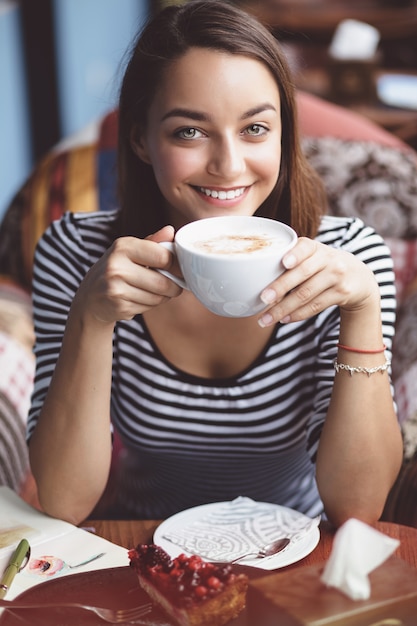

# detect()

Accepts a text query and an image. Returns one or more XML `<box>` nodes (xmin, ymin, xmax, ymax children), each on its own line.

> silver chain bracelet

<box><xmin>333</xmin><ymin>358</ymin><xmax>391</xmax><ymax>377</ymax></box>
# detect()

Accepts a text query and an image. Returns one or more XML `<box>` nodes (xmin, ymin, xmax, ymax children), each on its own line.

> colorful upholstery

<box><xmin>0</xmin><ymin>111</ymin><xmax>118</xmax><ymax>290</ymax></box>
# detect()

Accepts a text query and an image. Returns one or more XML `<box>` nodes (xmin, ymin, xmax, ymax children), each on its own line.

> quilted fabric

<box><xmin>0</xmin><ymin>330</ymin><xmax>33</xmax><ymax>492</ymax></box>
<box><xmin>0</xmin><ymin>111</ymin><xmax>118</xmax><ymax>290</ymax></box>
<box><xmin>0</xmin><ymin>391</ymin><xmax>29</xmax><ymax>491</ymax></box>
<box><xmin>302</xmin><ymin>137</ymin><xmax>417</xmax><ymax>240</ymax></box>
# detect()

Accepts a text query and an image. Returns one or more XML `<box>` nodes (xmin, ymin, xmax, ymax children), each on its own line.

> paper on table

<box><xmin>162</xmin><ymin>496</ymin><xmax>320</xmax><ymax>562</ymax></box>
<box><xmin>0</xmin><ymin>487</ymin><xmax>128</xmax><ymax>601</ymax></box>
<box><xmin>321</xmin><ymin>518</ymin><xmax>400</xmax><ymax>600</ymax></box>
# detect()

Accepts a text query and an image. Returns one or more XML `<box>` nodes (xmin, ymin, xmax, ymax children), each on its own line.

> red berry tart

<box><xmin>128</xmin><ymin>544</ymin><xmax>248</xmax><ymax>626</ymax></box>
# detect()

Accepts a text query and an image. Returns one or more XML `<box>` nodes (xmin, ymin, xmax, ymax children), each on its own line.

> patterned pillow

<box><xmin>302</xmin><ymin>137</ymin><xmax>417</xmax><ymax>440</ymax></box>
<box><xmin>392</xmin><ymin>275</ymin><xmax>417</xmax><ymax>441</ymax></box>
<box><xmin>302</xmin><ymin>137</ymin><xmax>417</xmax><ymax>239</ymax></box>
<box><xmin>0</xmin><ymin>391</ymin><xmax>30</xmax><ymax>492</ymax></box>
<box><xmin>0</xmin><ymin>330</ymin><xmax>34</xmax><ymax>493</ymax></box>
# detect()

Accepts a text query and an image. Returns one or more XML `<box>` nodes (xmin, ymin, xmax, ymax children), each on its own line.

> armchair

<box><xmin>1</xmin><ymin>91</ymin><xmax>417</xmax><ymax>524</ymax></box>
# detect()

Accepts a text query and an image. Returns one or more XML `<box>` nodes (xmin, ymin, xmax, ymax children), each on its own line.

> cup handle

<box><xmin>156</xmin><ymin>242</ymin><xmax>189</xmax><ymax>290</ymax></box>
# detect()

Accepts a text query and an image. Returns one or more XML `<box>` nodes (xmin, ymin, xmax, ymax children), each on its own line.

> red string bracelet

<box><xmin>337</xmin><ymin>343</ymin><xmax>386</xmax><ymax>354</ymax></box>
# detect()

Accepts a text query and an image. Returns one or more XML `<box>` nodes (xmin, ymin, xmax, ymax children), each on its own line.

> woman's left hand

<box><xmin>258</xmin><ymin>237</ymin><xmax>379</xmax><ymax>327</ymax></box>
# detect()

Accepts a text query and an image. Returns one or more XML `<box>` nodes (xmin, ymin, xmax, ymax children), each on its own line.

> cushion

<box><xmin>0</xmin><ymin>330</ymin><xmax>34</xmax><ymax>493</ymax></box>
<box><xmin>296</xmin><ymin>91</ymin><xmax>411</xmax><ymax>150</ymax></box>
<box><xmin>0</xmin><ymin>279</ymin><xmax>34</xmax><ymax>352</ymax></box>
<box><xmin>0</xmin><ymin>330</ymin><xmax>34</xmax><ymax>425</ymax></box>
<box><xmin>0</xmin><ymin>391</ymin><xmax>30</xmax><ymax>492</ymax></box>
<box><xmin>392</xmin><ymin>274</ymin><xmax>417</xmax><ymax>428</ymax></box>
<box><xmin>301</xmin><ymin>136</ymin><xmax>417</xmax><ymax>240</ymax></box>
<box><xmin>385</xmin><ymin>238</ymin><xmax>417</xmax><ymax>302</ymax></box>
<box><xmin>0</xmin><ymin>110</ymin><xmax>118</xmax><ymax>290</ymax></box>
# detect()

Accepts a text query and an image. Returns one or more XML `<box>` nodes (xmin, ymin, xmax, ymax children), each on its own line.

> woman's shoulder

<box><xmin>58</xmin><ymin>208</ymin><xmax>120</xmax><ymax>232</ymax></box>
<box><xmin>38</xmin><ymin>209</ymin><xmax>120</xmax><ymax>249</ymax></box>
<box><xmin>34</xmin><ymin>210</ymin><xmax>121</xmax><ymax>275</ymax></box>
<box><xmin>316</xmin><ymin>215</ymin><xmax>394</xmax><ymax>278</ymax></box>
<box><xmin>317</xmin><ymin>214</ymin><xmax>387</xmax><ymax>249</ymax></box>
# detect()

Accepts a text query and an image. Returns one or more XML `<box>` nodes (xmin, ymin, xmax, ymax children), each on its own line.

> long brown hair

<box><xmin>117</xmin><ymin>0</ymin><xmax>326</xmax><ymax>238</ymax></box>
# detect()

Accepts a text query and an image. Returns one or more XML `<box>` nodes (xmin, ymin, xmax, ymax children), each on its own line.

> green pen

<box><xmin>0</xmin><ymin>539</ymin><xmax>31</xmax><ymax>599</ymax></box>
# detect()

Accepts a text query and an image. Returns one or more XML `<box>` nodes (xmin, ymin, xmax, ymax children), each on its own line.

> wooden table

<box><xmin>85</xmin><ymin>518</ymin><xmax>417</xmax><ymax>569</ymax></box>
<box><xmin>84</xmin><ymin>518</ymin><xmax>417</xmax><ymax>623</ymax></box>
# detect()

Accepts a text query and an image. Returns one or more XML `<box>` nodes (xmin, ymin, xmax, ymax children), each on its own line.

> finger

<box><xmin>259</xmin><ymin>275</ymin><xmax>334</xmax><ymax>327</ymax></box>
<box><xmin>144</xmin><ymin>228</ymin><xmax>183</xmax><ymax>276</ymax></box>
<box><xmin>89</xmin><ymin>266</ymin><xmax>181</xmax><ymax>323</ymax></box>
<box><xmin>259</xmin><ymin>253</ymin><xmax>368</xmax><ymax>327</ymax></box>
<box><xmin>261</xmin><ymin>240</ymin><xmax>325</xmax><ymax>306</ymax></box>
<box><xmin>282</xmin><ymin>237</ymin><xmax>317</xmax><ymax>270</ymax></box>
<box><xmin>146</xmin><ymin>225</ymin><xmax>175</xmax><ymax>243</ymax></box>
<box><xmin>112</xmin><ymin>254</ymin><xmax>182</xmax><ymax>300</ymax></box>
<box><xmin>112</xmin><ymin>236</ymin><xmax>174</xmax><ymax>272</ymax></box>
<box><xmin>92</xmin><ymin>239</ymin><xmax>182</xmax><ymax>309</ymax></box>
<box><xmin>133</xmin><ymin>264</ymin><xmax>183</xmax><ymax>298</ymax></box>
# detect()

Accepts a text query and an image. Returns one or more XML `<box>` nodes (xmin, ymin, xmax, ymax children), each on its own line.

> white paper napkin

<box><xmin>321</xmin><ymin>518</ymin><xmax>400</xmax><ymax>600</ymax></box>
<box><xmin>162</xmin><ymin>496</ymin><xmax>320</xmax><ymax>562</ymax></box>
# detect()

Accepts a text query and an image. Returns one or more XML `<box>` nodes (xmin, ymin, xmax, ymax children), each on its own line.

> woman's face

<box><xmin>133</xmin><ymin>48</ymin><xmax>282</xmax><ymax>229</ymax></box>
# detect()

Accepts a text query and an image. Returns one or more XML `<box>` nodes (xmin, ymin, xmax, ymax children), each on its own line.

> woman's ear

<box><xmin>130</xmin><ymin>125</ymin><xmax>151</xmax><ymax>164</ymax></box>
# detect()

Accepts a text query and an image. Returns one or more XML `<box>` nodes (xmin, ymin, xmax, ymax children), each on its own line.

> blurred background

<box><xmin>0</xmin><ymin>0</ymin><xmax>150</xmax><ymax>222</ymax></box>
<box><xmin>1</xmin><ymin>0</ymin><xmax>416</xmax><ymax>222</ymax></box>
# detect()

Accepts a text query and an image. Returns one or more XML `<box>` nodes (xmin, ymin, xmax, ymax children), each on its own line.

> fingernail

<box><xmin>280</xmin><ymin>315</ymin><xmax>291</xmax><ymax>324</ymax></box>
<box><xmin>284</xmin><ymin>253</ymin><xmax>296</xmax><ymax>269</ymax></box>
<box><xmin>261</xmin><ymin>288</ymin><xmax>276</xmax><ymax>304</ymax></box>
<box><xmin>258</xmin><ymin>313</ymin><xmax>273</xmax><ymax>328</ymax></box>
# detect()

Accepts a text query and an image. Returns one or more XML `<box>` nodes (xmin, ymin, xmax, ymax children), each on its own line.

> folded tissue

<box><xmin>321</xmin><ymin>518</ymin><xmax>400</xmax><ymax>600</ymax></box>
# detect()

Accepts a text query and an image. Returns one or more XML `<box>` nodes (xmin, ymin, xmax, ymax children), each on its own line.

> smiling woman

<box><xmin>26</xmin><ymin>0</ymin><xmax>402</xmax><ymax>528</ymax></box>
<box><xmin>129</xmin><ymin>48</ymin><xmax>283</xmax><ymax>228</ymax></box>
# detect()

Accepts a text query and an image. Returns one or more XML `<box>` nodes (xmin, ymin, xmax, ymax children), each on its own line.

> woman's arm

<box><xmin>259</xmin><ymin>228</ymin><xmax>403</xmax><ymax>527</ymax></box>
<box><xmin>29</xmin><ymin>308</ymin><xmax>115</xmax><ymax>524</ymax></box>
<box><xmin>315</xmin><ymin>282</ymin><xmax>402</xmax><ymax>527</ymax></box>
<box><xmin>29</xmin><ymin>223</ymin><xmax>181</xmax><ymax>524</ymax></box>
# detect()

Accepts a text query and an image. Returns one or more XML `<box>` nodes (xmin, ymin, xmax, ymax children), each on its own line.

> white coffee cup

<box><xmin>158</xmin><ymin>215</ymin><xmax>297</xmax><ymax>317</ymax></box>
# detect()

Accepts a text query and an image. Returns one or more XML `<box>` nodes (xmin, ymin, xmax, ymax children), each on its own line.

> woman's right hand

<box><xmin>29</xmin><ymin>224</ymin><xmax>183</xmax><ymax>524</ymax></box>
<box><xmin>73</xmin><ymin>225</ymin><xmax>183</xmax><ymax>325</ymax></box>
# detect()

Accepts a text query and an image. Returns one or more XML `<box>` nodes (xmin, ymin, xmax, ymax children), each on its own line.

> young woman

<box><xmin>27</xmin><ymin>0</ymin><xmax>402</xmax><ymax>526</ymax></box>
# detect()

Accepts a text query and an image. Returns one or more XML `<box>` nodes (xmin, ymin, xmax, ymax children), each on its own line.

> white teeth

<box><xmin>199</xmin><ymin>187</ymin><xmax>245</xmax><ymax>199</ymax></box>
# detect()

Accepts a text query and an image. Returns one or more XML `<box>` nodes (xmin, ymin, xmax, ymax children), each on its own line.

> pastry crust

<box><xmin>129</xmin><ymin>544</ymin><xmax>248</xmax><ymax>626</ymax></box>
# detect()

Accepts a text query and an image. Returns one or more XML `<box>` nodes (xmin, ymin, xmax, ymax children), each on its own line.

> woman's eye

<box><xmin>176</xmin><ymin>127</ymin><xmax>203</xmax><ymax>140</ymax></box>
<box><xmin>245</xmin><ymin>124</ymin><xmax>267</xmax><ymax>136</ymax></box>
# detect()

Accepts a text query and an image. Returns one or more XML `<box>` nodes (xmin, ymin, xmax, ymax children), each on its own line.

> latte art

<box><xmin>193</xmin><ymin>234</ymin><xmax>278</xmax><ymax>255</ymax></box>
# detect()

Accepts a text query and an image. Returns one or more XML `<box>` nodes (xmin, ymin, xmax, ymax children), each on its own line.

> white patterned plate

<box><xmin>154</xmin><ymin>498</ymin><xmax>320</xmax><ymax>570</ymax></box>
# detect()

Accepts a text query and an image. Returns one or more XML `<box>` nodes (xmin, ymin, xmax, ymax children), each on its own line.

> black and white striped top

<box><xmin>27</xmin><ymin>211</ymin><xmax>396</xmax><ymax>519</ymax></box>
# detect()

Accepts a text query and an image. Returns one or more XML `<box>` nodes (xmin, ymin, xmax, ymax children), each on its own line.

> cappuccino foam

<box><xmin>193</xmin><ymin>233</ymin><xmax>279</xmax><ymax>255</ymax></box>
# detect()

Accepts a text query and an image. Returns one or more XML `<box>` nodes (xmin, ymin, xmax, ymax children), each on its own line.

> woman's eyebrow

<box><xmin>241</xmin><ymin>103</ymin><xmax>278</xmax><ymax>119</ymax></box>
<box><xmin>161</xmin><ymin>108</ymin><xmax>209</xmax><ymax>122</ymax></box>
<box><xmin>161</xmin><ymin>103</ymin><xmax>278</xmax><ymax>123</ymax></box>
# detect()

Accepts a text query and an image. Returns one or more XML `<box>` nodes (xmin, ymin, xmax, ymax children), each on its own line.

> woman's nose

<box><xmin>207</xmin><ymin>137</ymin><xmax>245</xmax><ymax>179</ymax></box>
